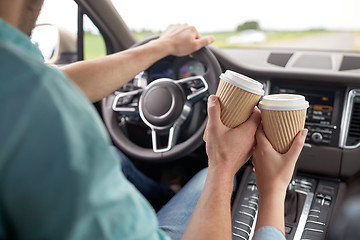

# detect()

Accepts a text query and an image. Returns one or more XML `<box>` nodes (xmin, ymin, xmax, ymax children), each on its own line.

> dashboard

<box><xmin>113</xmin><ymin>47</ymin><xmax>360</xmax><ymax>179</ymax></box>
<box><xmin>147</xmin><ymin>56</ymin><xmax>206</xmax><ymax>81</ymax></box>
<box><xmin>114</xmin><ymin>48</ymin><xmax>360</xmax><ymax>179</ymax></box>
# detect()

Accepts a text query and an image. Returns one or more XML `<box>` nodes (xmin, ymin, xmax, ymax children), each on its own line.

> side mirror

<box><xmin>31</xmin><ymin>24</ymin><xmax>77</xmax><ymax>64</ymax></box>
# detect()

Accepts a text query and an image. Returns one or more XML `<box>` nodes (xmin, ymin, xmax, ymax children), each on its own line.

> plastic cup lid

<box><xmin>220</xmin><ymin>70</ymin><xmax>264</xmax><ymax>96</ymax></box>
<box><xmin>259</xmin><ymin>94</ymin><xmax>309</xmax><ymax>111</ymax></box>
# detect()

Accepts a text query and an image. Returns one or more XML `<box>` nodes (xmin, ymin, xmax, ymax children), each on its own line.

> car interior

<box><xmin>33</xmin><ymin>0</ymin><xmax>360</xmax><ymax>239</ymax></box>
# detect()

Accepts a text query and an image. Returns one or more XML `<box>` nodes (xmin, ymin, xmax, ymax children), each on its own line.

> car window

<box><xmin>35</xmin><ymin>0</ymin><xmax>106</xmax><ymax>62</ymax></box>
<box><xmin>111</xmin><ymin>0</ymin><xmax>360</xmax><ymax>52</ymax></box>
<box><xmin>83</xmin><ymin>15</ymin><xmax>107</xmax><ymax>60</ymax></box>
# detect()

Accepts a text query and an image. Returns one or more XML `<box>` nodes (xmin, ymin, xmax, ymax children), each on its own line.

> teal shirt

<box><xmin>0</xmin><ymin>19</ymin><xmax>169</xmax><ymax>240</ymax></box>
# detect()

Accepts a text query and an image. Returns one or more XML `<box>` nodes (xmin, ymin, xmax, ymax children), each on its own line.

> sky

<box><xmin>37</xmin><ymin>0</ymin><xmax>360</xmax><ymax>33</ymax></box>
<box><xmin>113</xmin><ymin>0</ymin><xmax>360</xmax><ymax>32</ymax></box>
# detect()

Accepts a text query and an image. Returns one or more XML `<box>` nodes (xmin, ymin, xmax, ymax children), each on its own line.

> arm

<box><xmin>61</xmin><ymin>24</ymin><xmax>214</xmax><ymax>102</ymax></box>
<box><xmin>181</xmin><ymin>95</ymin><xmax>261</xmax><ymax>240</ymax></box>
<box><xmin>252</xmin><ymin>125</ymin><xmax>307</xmax><ymax>234</ymax></box>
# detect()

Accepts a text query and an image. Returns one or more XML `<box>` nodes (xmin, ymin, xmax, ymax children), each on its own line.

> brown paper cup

<box><xmin>203</xmin><ymin>71</ymin><xmax>264</xmax><ymax>141</ymax></box>
<box><xmin>259</xmin><ymin>94</ymin><xmax>309</xmax><ymax>153</ymax></box>
<box><xmin>261</xmin><ymin>108</ymin><xmax>307</xmax><ymax>154</ymax></box>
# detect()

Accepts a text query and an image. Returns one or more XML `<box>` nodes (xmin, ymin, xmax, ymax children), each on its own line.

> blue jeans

<box><xmin>156</xmin><ymin>168</ymin><xmax>207</xmax><ymax>240</ymax></box>
<box><xmin>114</xmin><ymin>149</ymin><xmax>207</xmax><ymax>240</ymax></box>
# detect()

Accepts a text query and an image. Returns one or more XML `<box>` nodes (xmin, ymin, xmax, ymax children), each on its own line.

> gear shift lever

<box><xmin>285</xmin><ymin>181</ymin><xmax>307</xmax><ymax>225</ymax></box>
<box><xmin>285</xmin><ymin>188</ymin><xmax>299</xmax><ymax>224</ymax></box>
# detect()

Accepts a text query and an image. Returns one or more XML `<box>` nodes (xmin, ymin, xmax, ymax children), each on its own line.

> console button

<box><xmin>235</xmin><ymin>212</ymin><xmax>254</xmax><ymax>222</ymax></box>
<box><xmin>324</xmin><ymin>195</ymin><xmax>332</xmax><ymax>201</ymax></box>
<box><xmin>302</xmin><ymin>231</ymin><xmax>323</xmax><ymax>240</ymax></box>
<box><xmin>232</xmin><ymin>231</ymin><xmax>248</xmax><ymax>240</ymax></box>
<box><xmin>304</xmin><ymin>227</ymin><xmax>324</xmax><ymax>233</ymax></box>
<box><xmin>233</xmin><ymin>220</ymin><xmax>252</xmax><ymax>232</ymax></box>
<box><xmin>239</xmin><ymin>207</ymin><xmax>256</xmax><ymax>217</ymax></box>
<box><xmin>308</xmin><ymin>214</ymin><xmax>320</xmax><ymax>221</ymax></box>
<box><xmin>317</xmin><ymin>193</ymin><xmax>325</xmax><ymax>199</ymax></box>
<box><xmin>232</xmin><ymin>226</ymin><xmax>250</xmax><ymax>240</ymax></box>
<box><xmin>311</xmin><ymin>132</ymin><xmax>323</xmax><ymax>143</ymax></box>
<box><xmin>306</xmin><ymin>220</ymin><xmax>326</xmax><ymax>227</ymax></box>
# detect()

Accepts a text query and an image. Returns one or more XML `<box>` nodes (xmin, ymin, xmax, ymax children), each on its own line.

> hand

<box><xmin>159</xmin><ymin>24</ymin><xmax>215</xmax><ymax>56</ymax></box>
<box><xmin>252</xmin><ymin>124</ymin><xmax>308</xmax><ymax>198</ymax></box>
<box><xmin>205</xmin><ymin>95</ymin><xmax>261</xmax><ymax>177</ymax></box>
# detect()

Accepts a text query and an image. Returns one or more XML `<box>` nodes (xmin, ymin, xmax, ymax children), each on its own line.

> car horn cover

<box><xmin>139</xmin><ymin>79</ymin><xmax>186</xmax><ymax>128</ymax></box>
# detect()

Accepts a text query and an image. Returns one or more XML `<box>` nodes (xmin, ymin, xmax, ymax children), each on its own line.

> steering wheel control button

<box><xmin>112</xmin><ymin>89</ymin><xmax>143</xmax><ymax>113</ymax></box>
<box><xmin>140</xmin><ymin>79</ymin><xmax>185</xmax><ymax>128</ymax></box>
<box><xmin>117</xmin><ymin>95</ymin><xmax>132</xmax><ymax>105</ymax></box>
<box><xmin>186</xmin><ymin>79</ymin><xmax>204</xmax><ymax>88</ymax></box>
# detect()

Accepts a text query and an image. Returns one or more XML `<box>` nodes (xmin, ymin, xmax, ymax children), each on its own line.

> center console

<box><xmin>231</xmin><ymin>167</ymin><xmax>339</xmax><ymax>240</ymax></box>
<box><xmin>270</xmin><ymin>83</ymin><xmax>344</xmax><ymax>148</ymax></box>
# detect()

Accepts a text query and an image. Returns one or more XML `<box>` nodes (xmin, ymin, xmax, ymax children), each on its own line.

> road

<box><xmin>265</xmin><ymin>32</ymin><xmax>356</xmax><ymax>51</ymax></box>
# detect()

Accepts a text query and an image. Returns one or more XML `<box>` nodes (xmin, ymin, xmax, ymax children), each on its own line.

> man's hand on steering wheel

<box><xmin>158</xmin><ymin>24</ymin><xmax>215</xmax><ymax>57</ymax></box>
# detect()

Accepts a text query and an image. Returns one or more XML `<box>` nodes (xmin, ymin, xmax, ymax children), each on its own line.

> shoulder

<box><xmin>0</xmin><ymin>40</ymin><xmax>92</xmax><ymax>119</ymax></box>
<box><xmin>0</xmin><ymin>41</ymin><xmax>47</xmax><ymax>79</ymax></box>
<box><xmin>0</xmin><ymin>40</ymin><xmax>110</xmax><ymax>162</ymax></box>
<box><xmin>0</xmin><ymin>40</ymin><xmax>68</xmax><ymax>103</ymax></box>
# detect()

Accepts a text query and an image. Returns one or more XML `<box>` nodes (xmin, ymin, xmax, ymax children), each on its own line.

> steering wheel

<box><xmin>101</xmin><ymin>36</ymin><xmax>222</xmax><ymax>162</ymax></box>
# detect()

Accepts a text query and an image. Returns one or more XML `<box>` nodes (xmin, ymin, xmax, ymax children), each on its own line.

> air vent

<box><xmin>292</xmin><ymin>54</ymin><xmax>332</xmax><ymax>69</ymax></box>
<box><xmin>345</xmin><ymin>94</ymin><xmax>360</xmax><ymax>148</ymax></box>
<box><xmin>267</xmin><ymin>53</ymin><xmax>293</xmax><ymax>67</ymax></box>
<box><xmin>340</xmin><ymin>56</ymin><xmax>360</xmax><ymax>71</ymax></box>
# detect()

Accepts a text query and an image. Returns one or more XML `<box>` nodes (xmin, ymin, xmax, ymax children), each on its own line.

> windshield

<box><xmin>111</xmin><ymin>0</ymin><xmax>360</xmax><ymax>52</ymax></box>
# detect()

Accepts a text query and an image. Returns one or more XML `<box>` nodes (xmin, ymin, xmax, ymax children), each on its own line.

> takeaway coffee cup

<box><xmin>203</xmin><ymin>70</ymin><xmax>264</xmax><ymax>141</ymax></box>
<box><xmin>259</xmin><ymin>94</ymin><xmax>309</xmax><ymax>153</ymax></box>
